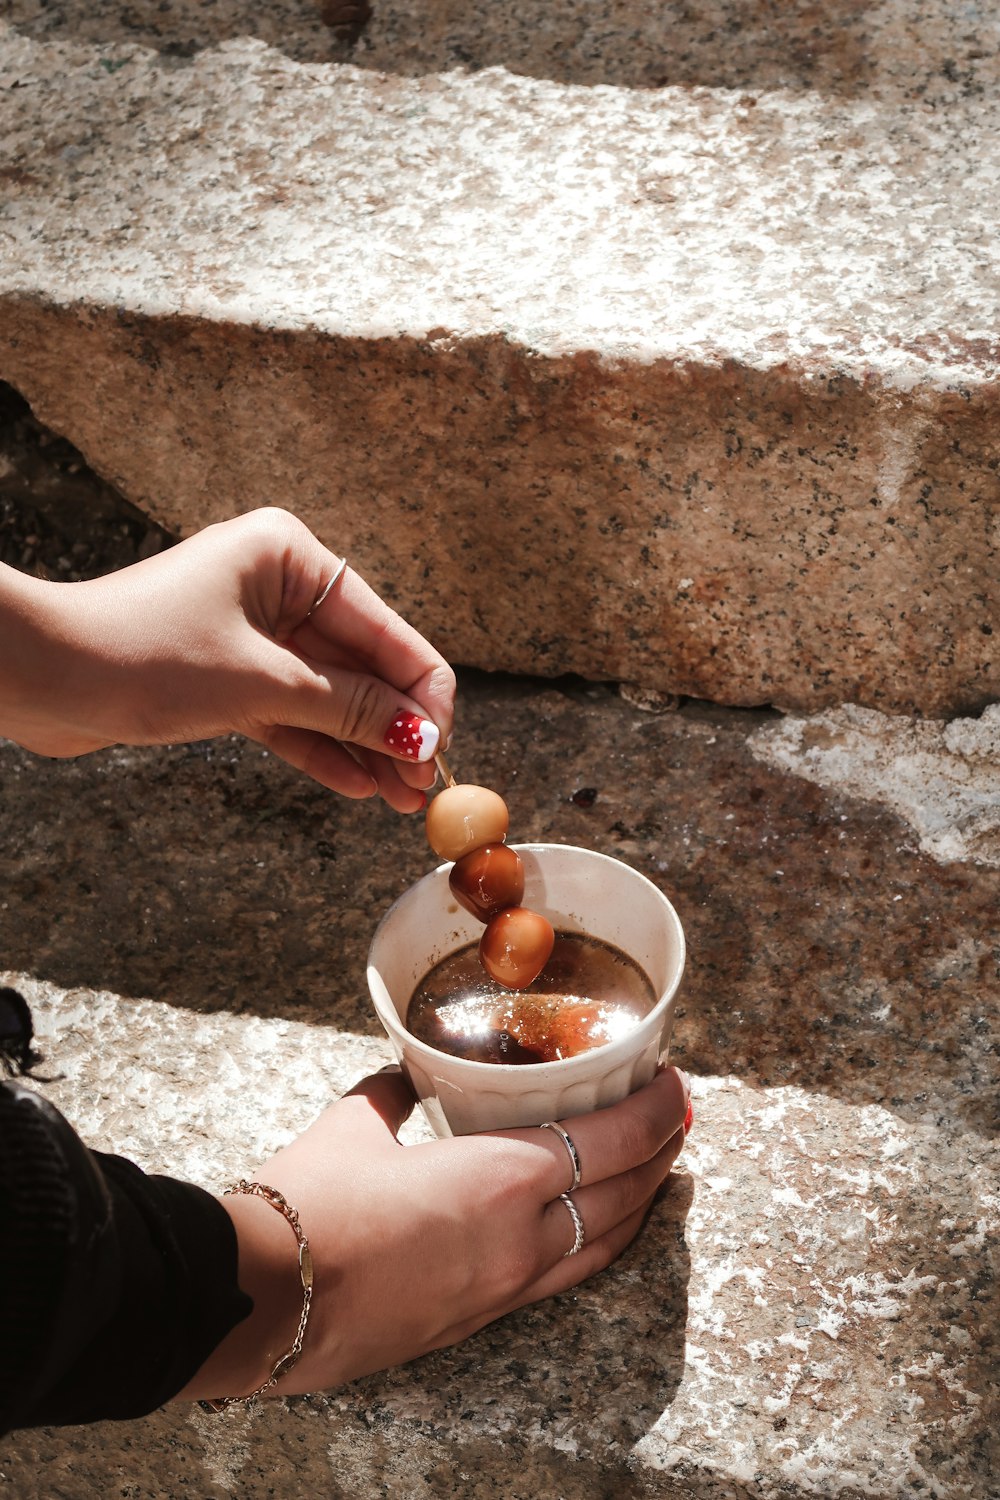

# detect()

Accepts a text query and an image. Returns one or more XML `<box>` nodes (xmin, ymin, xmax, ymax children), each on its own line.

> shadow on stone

<box><xmin>5</xmin><ymin>0</ymin><xmax>962</xmax><ymax>98</ymax></box>
<box><xmin>0</xmin><ymin>384</ymin><xmax>175</xmax><ymax>580</ymax></box>
<box><xmin>881</xmin><ymin>1157</ymin><xmax>1000</xmax><ymax>1490</ymax></box>
<box><xmin>669</xmin><ymin>730</ymin><xmax>1000</xmax><ymax>1141</ymax></box>
<box><xmin>308</xmin><ymin>1170</ymin><xmax>696</xmax><ymax>1493</ymax></box>
<box><xmin>340</xmin><ymin>0</ymin><xmax>882</xmax><ymax>96</ymax></box>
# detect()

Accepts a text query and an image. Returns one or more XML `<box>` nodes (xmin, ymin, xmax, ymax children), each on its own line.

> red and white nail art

<box><xmin>383</xmin><ymin>713</ymin><xmax>440</xmax><ymax>763</ymax></box>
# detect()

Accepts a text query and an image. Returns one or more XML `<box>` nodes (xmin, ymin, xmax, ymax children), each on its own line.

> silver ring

<box><xmin>558</xmin><ymin>1193</ymin><xmax>585</xmax><ymax>1257</ymax></box>
<box><xmin>307</xmin><ymin>556</ymin><xmax>348</xmax><ymax>616</ymax></box>
<box><xmin>539</xmin><ymin>1121</ymin><xmax>582</xmax><ymax>1191</ymax></box>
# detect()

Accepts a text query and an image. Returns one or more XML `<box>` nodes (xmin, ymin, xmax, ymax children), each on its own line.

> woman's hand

<box><xmin>0</xmin><ymin>508</ymin><xmax>454</xmax><ymax>811</ymax></box>
<box><xmin>179</xmin><ymin>1065</ymin><xmax>692</xmax><ymax>1402</ymax></box>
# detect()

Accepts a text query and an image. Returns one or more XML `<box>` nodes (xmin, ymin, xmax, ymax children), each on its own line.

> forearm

<box><xmin>0</xmin><ymin>1083</ymin><xmax>253</xmax><ymax>1433</ymax></box>
<box><xmin>0</xmin><ymin>557</ymin><xmax>180</xmax><ymax>756</ymax></box>
<box><xmin>0</xmin><ymin>562</ymin><xmax>86</xmax><ymax>753</ymax></box>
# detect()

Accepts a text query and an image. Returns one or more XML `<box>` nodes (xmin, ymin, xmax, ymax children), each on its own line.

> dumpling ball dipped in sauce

<box><xmin>480</xmin><ymin>907</ymin><xmax>555</xmax><ymax>990</ymax></box>
<box><xmin>449</xmin><ymin>844</ymin><xmax>525</xmax><ymax>922</ymax></box>
<box><xmin>425</xmin><ymin>784</ymin><xmax>509</xmax><ymax>863</ymax></box>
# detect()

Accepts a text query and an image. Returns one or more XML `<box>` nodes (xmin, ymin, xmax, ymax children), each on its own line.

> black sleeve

<box><xmin>0</xmin><ymin>1081</ymin><xmax>253</xmax><ymax>1433</ymax></box>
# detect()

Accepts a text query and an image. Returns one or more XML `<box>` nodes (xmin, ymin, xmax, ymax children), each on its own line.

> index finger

<box><xmin>292</xmin><ymin>566</ymin><xmax>456</xmax><ymax>743</ymax></box>
<box><xmin>505</xmin><ymin>1065</ymin><xmax>691</xmax><ymax>1197</ymax></box>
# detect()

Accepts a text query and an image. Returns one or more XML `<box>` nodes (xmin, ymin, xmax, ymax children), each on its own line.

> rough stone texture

<box><xmin>1</xmin><ymin>675</ymin><xmax>997</xmax><ymax>1498</ymax></box>
<box><xmin>2</xmin><ymin>3</ymin><xmax>1000</xmax><ymax>714</ymax></box>
<box><xmin>751</xmin><ymin>702</ymin><xmax>1000</xmax><ymax>868</ymax></box>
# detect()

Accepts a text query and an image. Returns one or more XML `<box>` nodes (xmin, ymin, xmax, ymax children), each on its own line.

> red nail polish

<box><xmin>383</xmin><ymin>713</ymin><xmax>440</xmax><ymax>764</ymax></box>
<box><xmin>683</xmin><ymin>1100</ymin><xmax>694</xmax><ymax>1136</ymax></box>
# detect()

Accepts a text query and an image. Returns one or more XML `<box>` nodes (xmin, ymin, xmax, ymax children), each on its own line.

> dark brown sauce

<box><xmin>406</xmin><ymin>932</ymin><xmax>656</xmax><ymax>1065</ymax></box>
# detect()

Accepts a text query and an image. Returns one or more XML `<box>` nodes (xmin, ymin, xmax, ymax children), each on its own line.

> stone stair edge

<box><xmin>4</xmin><ymin>19</ymin><xmax>999</xmax><ymax>393</ymax></box>
<box><xmin>3</xmin><ymin>289</ymin><xmax>997</xmax><ymax>400</ymax></box>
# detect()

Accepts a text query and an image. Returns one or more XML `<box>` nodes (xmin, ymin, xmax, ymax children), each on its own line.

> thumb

<box><xmin>339</xmin><ymin>1065</ymin><xmax>417</xmax><ymax>1143</ymax></box>
<box><xmin>265</xmin><ymin>1067</ymin><xmax>416</xmax><ymax>1185</ymax></box>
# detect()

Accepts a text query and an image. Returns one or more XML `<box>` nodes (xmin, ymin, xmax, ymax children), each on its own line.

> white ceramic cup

<box><xmin>367</xmin><ymin>843</ymin><xmax>686</xmax><ymax>1137</ymax></box>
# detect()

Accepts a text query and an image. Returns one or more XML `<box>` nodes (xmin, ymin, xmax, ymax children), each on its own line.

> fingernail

<box><xmin>384</xmin><ymin>713</ymin><xmax>440</xmax><ymax>763</ymax></box>
<box><xmin>674</xmin><ymin>1067</ymin><xmax>691</xmax><ymax>1104</ymax></box>
<box><xmin>683</xmin><ymin>1099</ymin><xmax>694</xmax><ymax>1136</ymax></box>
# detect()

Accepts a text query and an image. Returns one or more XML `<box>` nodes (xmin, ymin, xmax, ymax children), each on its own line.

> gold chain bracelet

<box><xmin>200</xmin><ymin>1180</ymin><xmax>314</xmax><ymax>1413</ymax></box>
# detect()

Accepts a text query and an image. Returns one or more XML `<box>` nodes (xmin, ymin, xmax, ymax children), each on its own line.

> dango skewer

<box><xmin>424</xmin><ymin>758</ymin><xmax>554</xmax><ymax>989</ymax></box>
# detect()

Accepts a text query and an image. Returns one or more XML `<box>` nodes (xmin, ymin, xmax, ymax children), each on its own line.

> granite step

<box><xmin>2</xmin><ymin>1</ymin><xmax>999</xmax><ymax>716</ymax></box>
<box><xmin>0</xmin><ymin>673</ymin><xmax>996</xmax><ymax>1498</ymax></box>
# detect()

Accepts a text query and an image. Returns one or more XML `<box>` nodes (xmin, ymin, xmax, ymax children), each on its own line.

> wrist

<box><xmin>178</xmin><ymin>1187</ymin><xmax>306</xmax><ymax>1403</ymax></box>
<box><xmin>0</xmin><ymin>563</ymin><xmax>147</xmax><ymax>757</ymax></box>
<box><xmin>0</xmin><ymin>564</ymin><xmax>80</xmax><ymax>752</ymax></box>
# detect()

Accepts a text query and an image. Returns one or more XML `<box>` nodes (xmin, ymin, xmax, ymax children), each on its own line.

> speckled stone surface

<box><xmin>2</xmin><ymin>4</ymin><xmax>1000</xmax><ymax>713</ymax></box>
<box><xmin>0</xmin><ymin>675</ymin><xmax>997</xmax><ymax>1498</ymax></box>
<box><xmin>752</xmin><ymin>702</ymin><xmax>1000</xmax><ymax>868</ymax></box>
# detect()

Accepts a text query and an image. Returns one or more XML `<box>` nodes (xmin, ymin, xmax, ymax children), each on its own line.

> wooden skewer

<box><xmin>434</xmin><ymin>749</ymin><xmax>457</xmax><ymax>788</ymax></box>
